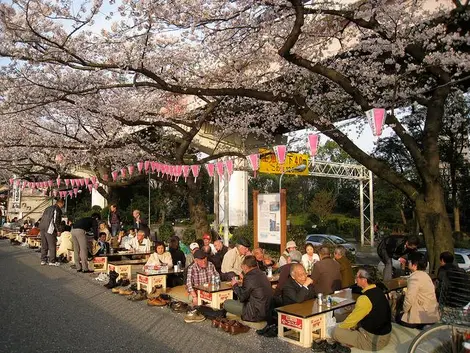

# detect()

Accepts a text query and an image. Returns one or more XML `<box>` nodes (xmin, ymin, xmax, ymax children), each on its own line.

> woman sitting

<box><xmin>301</xmin><ymin>243</ymin><xmax>320</xmax><ymax>275</ymax></box>
<box><xmin>145</xmin><ymin>241</ymin><xmax>173</xmax><ymax>267</ymax></box>
<box><xmin>398</xmin><ymin>252</ymin><xmax>440</xmax><ymax>329</ymax></box>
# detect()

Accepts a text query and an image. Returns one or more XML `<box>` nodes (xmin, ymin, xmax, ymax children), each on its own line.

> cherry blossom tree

<box><xmin>1</xmin><ymin>0</ymin><xmax>469</xmax><ymax>270</ymax></box>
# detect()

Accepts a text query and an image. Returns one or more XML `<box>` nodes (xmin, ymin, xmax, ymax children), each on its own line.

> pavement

<box><xmin>0</xmin><ymin>241</ymin><xmax>310</xmax><ymax>353</ymax></box>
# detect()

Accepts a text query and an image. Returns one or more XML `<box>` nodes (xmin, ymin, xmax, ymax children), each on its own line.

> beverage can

<box><xmin>174</xmin><ymin>265</ymin><xmax>178</xmax><ymax>272</ymax></box>
<box><xmin>326</xmin><ymin>295</ymin><xmax>332</xmax><ymax>307</ymax></box>
<box><xmin>317</xmin><ymin>293</ymin><xmax>323</xmax><ymax>305</ymax></box>
<box><xmin>267</xmin><ymin>267</ymin><xmax>273</xmax><ymax>278</ymax></box>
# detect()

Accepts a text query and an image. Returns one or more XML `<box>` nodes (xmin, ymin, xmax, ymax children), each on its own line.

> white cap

<box><xmin>190</xmin><ymin>242</ymin><xmax>200</xmax><ymax>251</ymax></box>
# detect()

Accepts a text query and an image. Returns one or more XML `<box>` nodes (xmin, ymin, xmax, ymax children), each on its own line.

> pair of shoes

<box><xmin>256</xmin><ymin>324</ymin><xmax>276</xmax><ymax>335</ymax></box>
<box><xmin>184</xmin><ymin>309</ymin><xmax>206</xmax><ymax>323</ymax></box>
<box><xmin>104</xmin><ymin>271</ymin><xmax>119</xmax><ymax>289</ymax></box>
<box><xmin>119</xmin><ymin>284</ymin><xmax>137</xmax><ymax>295</ymax></box>
<box><xmin>148</xmin><ymin>285</ymin><xmax>163</xmax><ymax>299</ymax></box>
<box><xmin>48</xmin><ymin>262</ymin><xmax>60</xmax><ymax>266</ymax></box>
<box><xmin>323</xmin><ymin>341</ymin><xmax>351</xmax><ymax>353</ymax></box>
<box><xmin>147</xmin><ymin>295</ymin><xmax>171</xmax><ymax>306</ymax></box>
<box><xmin>211</xmin><ymin>317</ymin><xmax>225</xmax><ymax>328</ymax></box>
<box><xmin>261</xmin><ymin>325</ymin><xmax>277</xmax><ymax>338</ymax></box>
<box><xmin>229</xmin><ymin>321</ymin><xmax>250</xmax><ymax>335</ymax></box>
<box><xmin>219</xmin><ymin>319</ymin><xmax>237</xmax><ymax>332</ymax></box>
<box><xmin>312</xmin><ymin>339</ymin><xmax>329</xmax><ymax>353</ymax></box>
<box><xmin>40</xmin><ymin>261</ymin><xmax>47</xmax><ymax>266</ymax></box>
<box><xmin>170</xmin><ymin>301</ymin><xmax>189</xmax><ymax>313</ymax></box>
<box><xmin>127</xmin><ymin>290</ymin><xmax>147</xmax><ymax>301</ymax></box>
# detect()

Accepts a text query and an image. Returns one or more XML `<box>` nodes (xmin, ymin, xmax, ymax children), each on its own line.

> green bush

<box><xmin>182</xmin><ymin>227</ymin><xmax>197</xmax><ymax>244</ymax></box>
<box><xmin>287</xmin><ymin>225</ymin><xmax>308</xmax><ymax>250</ymax></box>
<box><xmin>231</xmin><ymin>221</ymin><xmax>254</xmax><ymax>245</ymax></box>
<box><xmin>455</xmin><ymin>239</ymin><xmax>470</xmax><ymax>249</ymax></box>
<box><xmin>158</xmin><ymin>223</ymin><xmax>175</xmax><ymax>243</ymax></box>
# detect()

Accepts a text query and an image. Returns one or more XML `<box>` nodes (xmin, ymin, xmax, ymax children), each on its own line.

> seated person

<box><xmin>127</xmin><ymin>230</ymin><xmax>151</xmax><ymax>253</ymax></box>
<box><xmin>145</xmin><ymin>241</ymin><xmax>173</xmax><ymax>267</ymax></box>
<box><xmin>224</xmin><ymin>255</ymin><xmax>273</xmax><ymax>322</ymax></box>
<box><xmin>57</xmin><ymin>225</ymin><xmax>73</xmax><ymax>260</ymax></box>
<box><xmin>334</xmin><ymin>245</ymin><xmax>355</xmax><ymax>288</ymax></box>
<box><xmin>119</xmin><ymin>229</ymin><xmax>134</xmax><ymax>249</ymax></box>
<box><xmin>333</xmin><ymin>267</ymin><xmax>392</xmax><ymax>351</ymax></box>
<box><xmin>436</xmin><ymin>251</ymin><xmax>462</xmax><ymax>300</ymax></box>
<box><xmin>274</xmin><ymin>250</ymin><xmax>302</xmax><ymax>297</ymax></box>
<box><xmin>221</xmin><ymin>237</ymin><xmax>251</xmax><ymax>280</ymax></box>
<box><xmin>311</xmin><ymin>246</ymin><xmax>342</xmax><ymax>295</ymax></box>
<box><xmin>186</xmin><ymin>250</ymin><xmax>220</xmax><ymax>306</ymax></box>
<box><xmin>208</xmin><ymin>240</ymin><xmax>228</xmax><ymax>273</ymax></box>
<box><xmin>279</xmin><ymin>241</ymin><xmax>297</xmax><ymax>267</ymax></box>
<box><xmin>20</xmin><ymin>221</ymin><xmax>30</xmax><ymax>233</ymax></box>
<box><xmin>282</xmin><ymin>263</ymin><xmax>315</xmax><ymax>305</ymax></box>
<box><xmin>397</xmin><ymin>252</ymin><xmax>440</xmax><ymax>329</ymax></box>
<box><xmin>27</xmin><ymin>222</ymin><xmax>41</xmax><ymax>236</ymax></box>
<box><xmin>253</xmin><ymin>247</ymin><xmax>268</xmax><ymax>272</ymax></box>
<box><xmin>169</xmin><ymin>236</ymin><xmax>186</xmax><ymax>267</ymax></box>
<box><xmin>302</xmin><ymin>243</ymin><xmax>320</xmax><ymax>274</ymax></box>
<box><xmin>96</xmin><ymin>232</ymin><xmax>110</xmax><ymax>255</ymax></box>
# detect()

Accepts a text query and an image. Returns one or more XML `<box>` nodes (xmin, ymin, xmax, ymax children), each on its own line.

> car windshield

<box><xmin>328</xmin><ymin>235</ymin><xmax>346</xmax><ymax>244</ymax></box>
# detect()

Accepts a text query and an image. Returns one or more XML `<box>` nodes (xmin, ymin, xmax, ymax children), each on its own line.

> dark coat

<box><xmin>282</xmin><ymin>277</ymin><xmax>316</xmax><ymax>306</ymax></box>
<box><xmin>209</xmin><ymin>245</ymin><xmax>228</xmax><ymax>272</ymax></box>
<box><xmin>232</xmin><ymin>267</ymin><xmax>273</xmax><ymax>322</ymax></box>
<box><xmin>133</xmin><ymin>218</ymin><xmax>150</xmax><ymax>238</ymax></box>
<box><xmin>39</xmin><ymin>204</ymin><xmax>63</xmax><ymax>234</ymax></box>
<box><xmin>170</xmin><ymin>248</ymin><xmax>186</xmax><ymax>268</ymax></box>
<box><xmin>377</xmin><ymin>236</ymin><xmax>417</xmax><ymax>262</ymax></box>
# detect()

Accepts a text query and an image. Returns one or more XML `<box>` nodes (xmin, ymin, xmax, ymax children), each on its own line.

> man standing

<box><xmin>311</xmin><ymin>246</ymin><xmax>342</xmax><ymax>295</ymax></box>
<box><xmin>377</xmin><ymin>235</ymin><xmax>419</xmax><ymax>281</ymax></box>
<box><xmin>107</xmin><ymin>204</ymin><xmax>121</xmax><ymax>237</ymax></box>
<box><xmin>186</xmin><ymin>250</ymin><xmax>220</xmax><ymax>306</ymax></box>
<box><xmin>224</xmin><ymin>256</ymin><xmax>273</xmax><ymax>322</ymax></box>
<box><xmin>39</xmin><ymin>199</ymin><xmax>64</xmax><ymax>266</ymax></box>
<box><xmin>132</xmin><ymin>209</ymin><xmax>150</xmax><ymax>239</ymax></box>
<box><xmin>333</xmin><ymin>267</ymin><xmax>392</xmax><ymax>351</ymax></box>
<box><xmin>72</xmin><ymin>213</ymin><xmax>100</xmax><ymax>273</ymax></box>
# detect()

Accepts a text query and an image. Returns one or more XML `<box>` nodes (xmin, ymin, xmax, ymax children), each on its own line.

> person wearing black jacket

<box><xmin>39</xmin><ymin>199</ymin><xmax>65</xmax><ymax>266</ymax></box>
<box><xmin>72</xmin><ymin>213</ymin><xmax>100</xmax><ymax>273</ymax></box>
<box><xmin>209</xmin><ymin>239</ymin><xmax>228</xmax><ymax>273</ymax></box>
<box><xmin>107</xmin><ymin>204</ymin><xmax>121</xmax><ymax>237</ymax></box>
<box><xmin>377</xmin><ymin>235</ymin><xmax>419</xmax><ymax>281</ymax></box>
<box><xmin>132</xmin><ymin>209</ymin><xmax>150</xmax><ymax>239</ymax></box>
<box><xmin>282</xmin><ymin>264</ymin><xmax>316</xmax><ymax>306</ymax></box>
<box><xmin>223</xmin><ymin>256</ymin><xmax>273</xmax><ymax>322</ymax></box>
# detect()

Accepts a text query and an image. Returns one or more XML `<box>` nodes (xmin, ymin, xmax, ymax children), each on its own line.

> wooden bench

<box><xmin>108</xmin><ymin>260</ymin><xmax>147</xmax><ymax>280</ymax></box>
<box><xmin>276</xmin><ymin>289</ymin><xmax>358</xmax><ymax>348</ymax></box>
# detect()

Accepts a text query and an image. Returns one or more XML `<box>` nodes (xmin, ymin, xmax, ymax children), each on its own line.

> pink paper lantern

<box><xmin>137</xmin><ymin>161</ymin><xmax>144</xmax><ymax>173</ymax></box>
<box><xmin>246</xmin><ymin>154</ymin><xmax>259</xmax><ymax>177</ymax></box>
<box><xmin>9</xmin><ymin>178</ymin><xmax>13</xmax><ymax>185</ymax></box>
<box><xmin>182</xmin><ymin>165</ymin><xmax>190</xmax><ymax>182</ymax></box>
<box><xmin>91</xmin><ymin>176</ymin><xmax>97</xmax><ymax>185</ymax></box>
<box><xmin>48</xmin><ymin>180</ymin><xmax>53</xmax><ymax>188</ymax></box>
<box><xmin>191</xmin><ymin>165</ymin><xmax>201</xmax><ymax>181</ymax></box>
<box><xmin>144</xmin><ymin>160</ymin><xmax>150</xmax><ymax>173</ymax></box>
<box><xmin>111</xmin><ymin>171</ymin><xmax>118</xmax><ymax>182</ymax></box>
<box><xmin>205</xmin><ymin>163</ymin><xmax>215</xmax><ymax>178</ymax></box>
<box><xmin>307</xmin><ymin>134</ymin><xmax>320</xmax><ymax>157</ymax></box>
<box><xmin>65</xmin><ymin>179</ymin><xmax>70</xmax><ymax>187</ymax></box>
<box><xmin>225</xmin><ymin>160</ymin><xmax>234</xmax><ymax>180</ymax></box>
<box><xmin>121</xmin><ymin>168</ymin><xmax>127</xmax><ymax>178</ymax></box>
<box><xmin>216</xmin><ymin>161</ymin><xmax>224</xmax><ymax>178</ymax></box>
<box><xmin>87</xmin><ymin>184</ymin><xmax>93</xmax><ymax>192</ymax></box>
<box><xmin>128</xmin><ymin>165</ymin><xmax>135</xmax><ymax>176</ymax></box>
<box><xmin>56</xmin><ymin>177</ymin><xmax>61</xmax><ymax>188</ymax></box>
<box><xmin>73</xmin><ymin>188</ymin><xmax>78</xmax><ymax>197</ymax></box>
<box><xmin>273</xmin><ymin>145</ymin><xmax>287</xmax><ymax>166</ymax></box>
<box><xmin>366</xmin><ymin>108</ymin><xmax>386</xmax><ymax>137</ymax></box>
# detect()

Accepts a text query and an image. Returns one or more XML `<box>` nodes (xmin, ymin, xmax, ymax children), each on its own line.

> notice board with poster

<box><xmin>253</xmin><ymin>190</ymin><xmax>287</xmax><ymax>253</ymax></box>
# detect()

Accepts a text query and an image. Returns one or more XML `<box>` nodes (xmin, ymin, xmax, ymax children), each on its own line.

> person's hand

<box><xmin>230</xmin><ymin>278</ymin><xmax>238</xmax><ymax>287</ymax></box>
<box><xmin>304</xmin><ymin>277</ymin><xmax>313</xmax><ymax>287</ymax></box>
<box><xmin>398</xmin><ymin>257</ymin><xmax>407</xmax><ymax>265</ymax></box>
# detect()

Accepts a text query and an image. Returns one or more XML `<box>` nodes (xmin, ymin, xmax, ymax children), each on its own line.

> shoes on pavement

<box><xmin>48</xmin><ymin>262</ymin><xmax>60</xmax><ymax>266</ymax></box>
<box><xmin>148</xmin><ymin>295</ymin><xmax>171</xmax><ymax>307</ymax></box>
<box><xmin>312</xmin><ymin>339</ymin><xmax>328</xmax><ymax>353</ymax></box>
<box><xmin>256</xmin><ymin>323</ymin><xmax>276</xmax><ymax>335</ymax></box>
<box><xmin>40</xmin><ymin>261</ymin><xmax>47</xmax><ymax>266</ymax></box>
<box><xmin>325</xmin><ymin>342</ymin><xmax>351</xmax><ymax>353</ymax></box>
<box><xmin>127</xmin><ymin>290</ymin><xmax>147</xmax><ymax>301</ymax></box>
<box><xmin>170</xmin><ymin>301</ymin><xmax>189</xmax><ymax>313</ymax></box>
<box><xmin>229</xmin><ymin>321</ymin><xmax>250</xmax><ymax>335</ymax></box>
<box><xmin>184</xmin><ymin>309</ymin><xmax>206</xmax><ymax>323</ymax></box>
<box><xmin>148</xmin><ymin>285</ymin><xmax>163</xmax><ymax>299</ymax></box>
<box><xmin>119</xmin><ymin>284</ymin><xmax>137</xmax><ymax>295</ymax></box>
<box><xmin>262</xmin><ymin>325</ymin><xmax>278</xmax><ymax>338</ymax></box>
<box><xmin>220</xmin><ymin>319</ymin><xmax>237</xmax><ymax>332</ymax></box>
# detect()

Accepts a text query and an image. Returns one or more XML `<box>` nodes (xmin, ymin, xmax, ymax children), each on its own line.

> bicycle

<box><xmin>408</xmin><ymin>269</ymin><xmax>470</xmax><ymax>353</ymax></box>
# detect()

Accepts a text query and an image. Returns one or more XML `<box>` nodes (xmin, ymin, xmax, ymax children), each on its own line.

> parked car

<box><xmin>305</xmin><ymin>234</ymin><xmax>356</xmax><ymax>254</ymax></box>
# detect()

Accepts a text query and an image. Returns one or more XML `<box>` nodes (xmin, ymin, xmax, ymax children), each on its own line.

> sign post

<box><xmin>253</xmin><ymin>190</ymin><xmax>286</xmax><ymax>253</ymax></box>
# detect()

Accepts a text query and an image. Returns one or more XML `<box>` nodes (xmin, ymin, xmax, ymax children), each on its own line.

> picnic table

<box><xmin>69</xmin><ymin>251</ymin><xmax>152</xmax><ymax>273</ymax></box>
<box><xmin>136</xmin><ymin>268</ymin><xmax>184</xmax><ymax>293</ymax></box>
<box><xmin>193</xmin><ymin>282</ymin><xmax>234</xmax><ymax>310</ymax></box>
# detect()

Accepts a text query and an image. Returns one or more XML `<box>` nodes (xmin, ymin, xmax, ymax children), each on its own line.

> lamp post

<box><xmin>279</xmin><ymin>164</ymin><xmax>307</xmax><ymax>193</ymax></box>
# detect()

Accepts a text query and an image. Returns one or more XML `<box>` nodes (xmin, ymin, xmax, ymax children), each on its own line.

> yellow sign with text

<box><xmin>259</xmin><ymin>149</ymin><xmax>309</xmax><ymax>175</ymax></box>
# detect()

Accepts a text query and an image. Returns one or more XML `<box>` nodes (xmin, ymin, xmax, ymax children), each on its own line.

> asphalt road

<box><xmin>0</xmin><ymin>241</ymin><xmax>312</xmax><ymax>353</ymax></box>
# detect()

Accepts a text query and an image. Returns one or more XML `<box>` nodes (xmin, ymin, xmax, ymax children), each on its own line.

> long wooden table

<box><xmin>70</xmin><ymin>251</ymin><xmax>152</xmax><ymax>273</ymax></box>
<box><xmin>136</xmin><ymin>268</ymin><xmax>184</xmax><ymax>293</ymax></box>
<box><xmin>193</xmin><ymin>282</ymin><xmax>234</xmax><ymax>310</ymax></box>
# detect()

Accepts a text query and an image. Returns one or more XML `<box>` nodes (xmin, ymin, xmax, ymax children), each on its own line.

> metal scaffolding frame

<box><xmin>309</xmin><ymin>160</ymin><xmax>374</xmax><ymax>246</ymax></box>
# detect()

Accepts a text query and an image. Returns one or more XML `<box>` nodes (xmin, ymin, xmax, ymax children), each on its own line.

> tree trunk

<box><xmin>187</xmin><ymin>179</ymin><xmax>209</xmax><ymax>238</ymax></box>
<box><xmin>414</xmin><ymin>182</ymin><xmax>454</xmax><ymax>274</ymax></box>
<box><xmin>453</xmin><ymin>206</ymin><xmax>460</xmax><ymax>232</ymax></box>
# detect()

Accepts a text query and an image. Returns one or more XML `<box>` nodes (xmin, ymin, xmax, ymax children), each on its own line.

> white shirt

<box><xmin>302</xmin><ymin>253</ymin><xmax>320</xmax><ymax>271</ymax></box>
<box><xmin>145</xmin><ymin>252</ymin><xmax>173</xmax><ymax>267</ymax></box>
<box><xmin>127</xmin><ymin>237</ymin><xmax>151</xmax><ymax>253</ymax></box>
<box><xmin>121</xmin><ymin>235</ymin><xmax>134</xmax><ymax>249</ymax></box>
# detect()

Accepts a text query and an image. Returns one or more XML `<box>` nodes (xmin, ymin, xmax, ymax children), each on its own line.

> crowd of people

<box><xmin>10</xmin><ymin>199</ymin><xmax>469</xmax><ymax>351</ymax></box>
